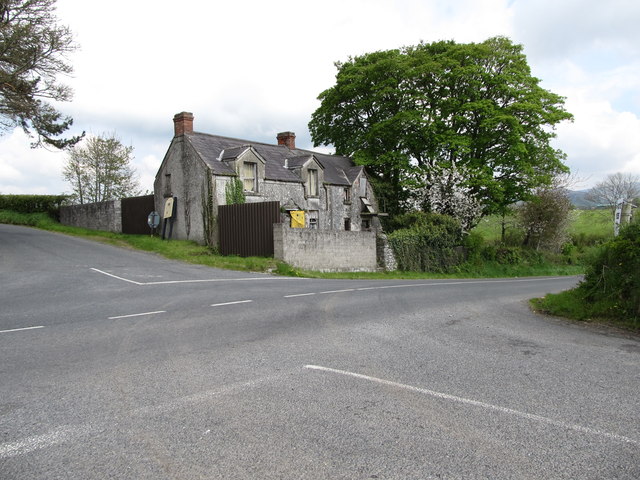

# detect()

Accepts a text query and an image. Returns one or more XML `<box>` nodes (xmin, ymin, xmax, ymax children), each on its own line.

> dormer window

<box><xmin>344</xmin><ymin>187</ymin><xmax>351</xmax><ymax>204</ymax></box>
<box><xmin>308</xmin><ymin>169</ymin><xmax>318</xmax><ymax>197</ymax></box>
<box><xmin>243</xmin><ymin>162</ymin><xmax>257</xmax><ymax>192</ymax></box>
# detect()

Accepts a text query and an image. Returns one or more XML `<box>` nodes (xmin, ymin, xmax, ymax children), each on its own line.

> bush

<box><xmin>387</xmin><ymin>212</ymin><xmax>464</xmax><ymax>272</ymax></box>
<box><xmin>570</xmin><ymin>231</ymin><xmax>608</xmax><ymax>248</ymax></box>
<box><xmin>578</xmin><ymin>222</ymin><xmax>640</xmax><ymax>321</ymax></box>
<box><xmin>0</xmin><ymin>194</ymin><xmax>68</xmax><ymax>219</ymax></box>
<box><xmin>463</xmin><ymin>231</ymin><xmax>485</xmax><ymax>261</ymax></box>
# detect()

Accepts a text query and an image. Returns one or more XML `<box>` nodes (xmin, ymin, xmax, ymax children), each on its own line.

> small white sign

<box><xmin>163</xmin><ymin>197</ymin><xmax>175</xmax><ymax>219</ymax></box>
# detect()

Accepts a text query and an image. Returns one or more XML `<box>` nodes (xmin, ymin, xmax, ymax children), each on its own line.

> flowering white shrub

<box><xmin>413</xmin><ymin>166</ymin><xmax>483</xmax><ymax>232</ymax></box>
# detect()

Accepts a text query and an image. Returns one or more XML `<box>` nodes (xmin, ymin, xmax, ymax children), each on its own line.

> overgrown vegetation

<box><xmin>225</xmin><ymin>177</ymin><xmax>246</xmax><ymax>205</ymax></box>
<box><xmin>533</xmin><ymin>223</ymin><xmax>640</xmax><ymax>332</ymax></box>
<box><xmin>0</xmin><ymin>194</ymin><xmax>68</xmax><ymax>219</ymax></box>
<box><xmin>385</xmin><ymin>212</ymin><xmax>464</xmax><ymax>272</ymax></box>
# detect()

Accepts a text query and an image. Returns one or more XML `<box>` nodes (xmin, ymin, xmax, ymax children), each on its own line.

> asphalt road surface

<box><xmin>1</xmin><ymin>224</ymin><xmax>638</xmax><ymax>479</ymax></box>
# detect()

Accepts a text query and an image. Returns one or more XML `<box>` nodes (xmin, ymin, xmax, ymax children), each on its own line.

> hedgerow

<box><xmin>0</xmin><ymin>194</ymin><xmax>68</xmax><ymax>219</ymax></box>
<box><xmin>578</xmin><ymin>222</ymin><xmax>640</xmax><ymax>321</ymax></box>
<box><xmin>387</xmin><ymin>212</ymin><xmax>464</xmax><ymax>272</ymax></box>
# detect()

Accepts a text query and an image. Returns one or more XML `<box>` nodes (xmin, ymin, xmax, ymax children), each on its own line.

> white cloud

<box><xmin>0</xmin><ymin>130</ymin><xmax>67</xmax><ymax>194</ymax></box>
<box><xmin>556</xmin><ymin>87</ymin><xmax>640</xmax><ymax>184</ymax></box>
<box><xmin>1</xmin><ymin>0</ymin><xmax>638</xmax><ymax>194</ymax></box>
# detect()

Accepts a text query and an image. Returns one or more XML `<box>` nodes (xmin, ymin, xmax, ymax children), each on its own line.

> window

<box><xmin>308</xmin><ymin>210</ymin><xmax>318</xmax><ymax>229</ymax></box>
<box><xmin>243</xmin><ymin>162</ymin><xmax>257</xmax><ymax>192</ymax></box>
<box><xmin>359</xmin><ymin>177</ymin><xmax>367</xmax><ymax>197</ymax></box>
<box><xmin>344</xmin><ymin>218</ymin><xmax>351</xmax><ymax>231</ymax></box>
<box><xmin>361</xmin><ymin>219</ymin><xmax>371</xmax><ymax>230</ymax></box>
<box><xmin>164</xmin><ymin>174</ymin><xmax>172</xmax><ymax>197</ymax></box>
<box><xmin>344</xmin><ymin>187</ymin><xmax>351</xmax><ymax>204</ymax></box>
<box><xmin>308</xmin><ymin>169</ymin><xmax>318</xmax><ymax>197</ymax></box>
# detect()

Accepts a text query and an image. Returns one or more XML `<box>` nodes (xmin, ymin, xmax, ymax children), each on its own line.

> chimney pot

<box><xmin>173</xmin><ymin>112</ymin><xmax>194</xmax><ymax>136</ymax></box>
<box><xmin>277</xmin><ymin>131</ymin><xmax>296</xmax><ymax>150</ymax></box>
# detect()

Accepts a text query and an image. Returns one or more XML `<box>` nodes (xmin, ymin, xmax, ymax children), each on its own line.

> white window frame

<box><xmin>243</xmin><ymin>162</ymin><xmax>257</xmax><ymax>193</ymax></box>
<box><xmin>308</xmin><ymin>169</ymin><xmax>318</xmax><ymax>197</ymax></box>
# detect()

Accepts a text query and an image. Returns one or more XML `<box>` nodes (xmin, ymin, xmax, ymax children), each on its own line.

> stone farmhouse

<box><xmin>154</xmin><ymin>112</ymin><xmax>382</xmax><ymax>246</ymax></box>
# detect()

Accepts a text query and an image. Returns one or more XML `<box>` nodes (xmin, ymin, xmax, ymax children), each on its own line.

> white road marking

<box><xmin>108</xmin><ymin>311</ymin><xmax>166</xmax><ymax>320</ymax></box>
<box><xmin>0</xmin><ymin>325</ymin><xmax>45</xmax><ymax>334</ymax></box>
<box><xmin>319</xmin><ymin>289</ymin><xmax>356</xmax><ymax>294</ymax></box>
<box><xmin>0</xmin><ymin>371</ymin><xmax>290</xmax><ymax>458</ymax></box>
<box><xmin>91</xmin><ymin>267</ymin><xmax>143</xmax><ymax>285</ymax></box>
<box><xmin>304</xmin><ymin>365</ymin><xmax>638</xmax><ymax>446</ymax></box>
<box><xmin>144</xmin><ymin>277</ymin><xmax>304</xmax><ymax>285</ymax></box>
<box><xmin>211</xmin><ymin>300</ymin><xmax>253</xmax><ymax>307</ymax></box>
<box><xmin>0</xmin><ymin>423</ymin><xmax>97</xmax><ymax>458</ymax></box>
<box><xmin>91</xmin><ymin>267</ymin><xmax>306</xmax><ymax>286</ymax></box>
<box><xmin>283</xmin><ymin>276</ymin><xmax>577</xmax><ymax>298</ymax></box>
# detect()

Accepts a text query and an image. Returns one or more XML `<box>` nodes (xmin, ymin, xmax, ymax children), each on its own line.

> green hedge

<box><xmin>0</xmin><ymin>195</ymin><xmax>68</xmax><ymax>219</ymax></box>
<box><xmin>387</xmin><ymin>212</ymin><xmax>464</xmax><ymax>272</ymax></box>
<box><xmin>579</xmin><ymin>222</ymin><xmax>640</xmax><ymax>320</ymax></box>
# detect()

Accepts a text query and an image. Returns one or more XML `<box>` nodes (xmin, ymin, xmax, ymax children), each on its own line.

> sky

<box><xmin>1</xmin><ymin>0</ymin><xmax>639</xmax><ymax>195</ymax></box>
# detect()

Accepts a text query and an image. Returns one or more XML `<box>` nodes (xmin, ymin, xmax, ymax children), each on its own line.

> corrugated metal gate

<box><xmin>218</xmin><ymin>201</ymin><xmax>281</xmax><ymax>257</ymax></box>
<box><xmin>121</xmin><ymin>195</ymin><xmax>155</xmax><ymax>234</ymax></box>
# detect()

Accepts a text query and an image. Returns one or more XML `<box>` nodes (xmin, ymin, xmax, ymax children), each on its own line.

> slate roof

<box><xmin>186</xmin><ymin>132</ymin><xmax>359</xmax><ymax>186</ymax></box>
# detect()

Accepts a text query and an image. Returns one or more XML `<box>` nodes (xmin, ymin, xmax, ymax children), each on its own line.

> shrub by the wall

<box><xmin>387</xmin><ymin>212</ymin><xmax>464</xmax><ymax>272</ymax></box>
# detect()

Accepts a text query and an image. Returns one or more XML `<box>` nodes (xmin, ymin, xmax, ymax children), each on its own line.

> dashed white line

<box><xmin>108</xmin><ymin>311</ymin><xmax>166</xmax><ymax>320</ymax></box>
<box><xmin>0</xmin><ymin>325</ymin><xmax>45</xmax><ymax>334</ymax></box>
<box><xmin>319</xmin><ymin>289</ymin><xmax>356</xmax><ymax>294</ymax></box>
<box><xmin>283</xmin><ymin>292</ymin><xmax>317</xmax><ymax>298</ymax></box>
<box><xmin>210</xmin><ymin>300</ymin><xmax>253</xmax><ymax>307</ymax></box>
<box><xmin>304</xmin><ymin>364</ymin><xmax>639</xmax><ymax>446</ymax></box>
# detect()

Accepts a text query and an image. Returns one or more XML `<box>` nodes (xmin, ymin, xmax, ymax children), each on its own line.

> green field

<box><xmin>472</xmin><ymin>209</ymin><xmax>614</xmax><ymax>244</ymax></box>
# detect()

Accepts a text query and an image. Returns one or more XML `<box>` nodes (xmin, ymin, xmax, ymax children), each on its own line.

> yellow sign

<box><xmin>290</xmin><ymin>210</ymin><xmax>305</xmax><ymax>228</ymax></box>
<box><xmin>163</xmin><ymin>197</ymin><xmax>175</xmax><ymax>219</ymax></box>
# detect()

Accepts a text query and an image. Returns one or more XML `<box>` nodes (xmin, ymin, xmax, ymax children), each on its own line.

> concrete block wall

<box><xmin>273</xmin><ymin>224</ymin><xmax>377</xmax><ymax>272</ymax></box>
<box><xmin>60</xmin><ymin>200</ymin><xmax>122</xmax><ymax>232</ymax></box>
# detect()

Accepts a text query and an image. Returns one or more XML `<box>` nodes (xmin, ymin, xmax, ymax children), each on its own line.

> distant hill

<box><xmin>567</xmin><ymin>190</ymin><xmax>598</xmax><ymax>208</ymax></box>
<box><xmin>568</xmin><ymin>182</ymin><xmax>640</xmax><ymax>209</ymax></box>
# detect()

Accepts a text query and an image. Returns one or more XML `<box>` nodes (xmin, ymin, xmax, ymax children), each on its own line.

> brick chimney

<box><xmin>277</xmin><ymin>131</ymin><xmax>296</xmax><ymax>149</ymax></box>
<box><xmin>173</xmin><ymin>112</ymin><xmax>194</xmax><ymax>136</ymax></box>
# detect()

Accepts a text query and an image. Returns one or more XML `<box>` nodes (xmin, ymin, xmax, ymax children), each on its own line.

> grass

<box><xmin>472</xmin><ymin>209</ymin><xmax>614</xmax><ymax>245</ymax></box>
<box><xmin>0</xmin><ymin>210</ymin><xmax>289</xmax><ymax>274</ymax></box>
<box><xmin>0</xmin><ymin>210</ymin><xmax>569</xmax><ymax>280</ymax></box>
<box><xmin>531</xmin><ymin>290</ymin><xmax>640</xmax><ymax>334</ymax></box>
<box><xmin>568</xmin><ymin>209</ymin><xmax>613</xmax><ymax>237</ymax></box>
<box><xmin>0</xmin><ymin>210</ymin><xmax>583</xmax><ymax>280</ymax></box>
<box><xmin>301</xmin><ymin>260</ymin><xmax>583</xmax><ymax>279</ymax></box>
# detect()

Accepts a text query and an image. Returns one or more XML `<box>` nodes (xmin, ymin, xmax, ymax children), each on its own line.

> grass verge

<box><xmin>0</xmin><ymin>210</ymin><xmax>296</xmax><ymax>274</ymax></box>
<box><xmin>2</xmin><ymin>210</ymin><xmax>583</xmax><ymax>279</ymax></box>
<box><xmin>531</xmin><ymin>290</ymin><xmax>640</xmax><ymax>334</ymax></box>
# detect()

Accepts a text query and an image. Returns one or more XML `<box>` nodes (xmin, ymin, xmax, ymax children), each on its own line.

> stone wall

<box><xmin>60</xmin><ymin>200</ymin><xmax>122</xmax><ymax>232</ymax></box>
<box><xmin>273</xmin><ymin>223</ymin><xmax>377</xmax><ymax>272</ymax></box>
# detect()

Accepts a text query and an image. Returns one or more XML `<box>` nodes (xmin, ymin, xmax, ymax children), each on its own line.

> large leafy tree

<box><xmin>309</xmin><ymin>37</ymin><xmax>573</xmax><ymax>218</ymax></box>
<box><xmin>62</xmin><ymin>133</ymin><xmax>140</xmax><ymax>204</ymax></box>
<box><xmin>0</xmin><ymin>0</ymin><xmax>82</xmax><ymax>148</ymax></box>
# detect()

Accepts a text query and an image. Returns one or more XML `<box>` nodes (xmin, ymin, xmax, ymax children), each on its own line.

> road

<box><xmin>1</xmin><ymin>224</ymin><xmax>638</xmax><ymax>479</ymax></box>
